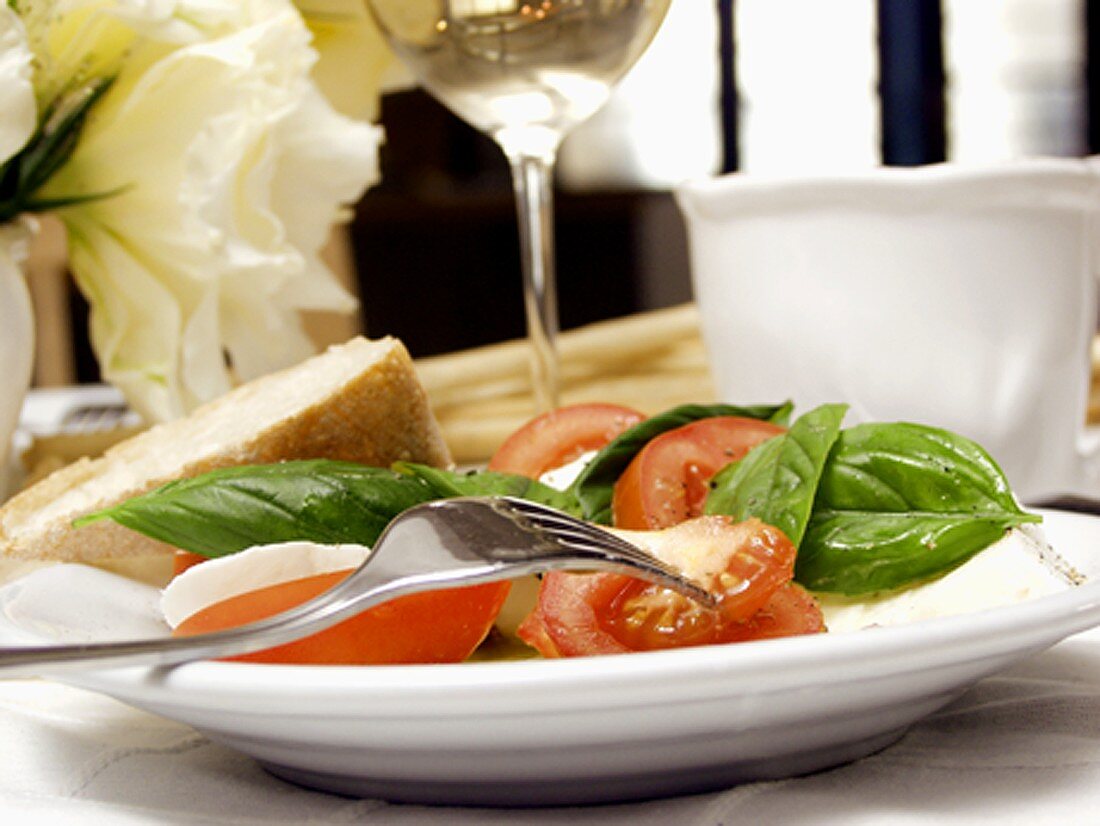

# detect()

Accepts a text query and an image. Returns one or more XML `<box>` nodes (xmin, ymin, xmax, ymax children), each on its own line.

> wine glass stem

<box><xmin>507</xmin><ymin>151</ymin><xmax>560</xmax><ymax>413</ymax></box>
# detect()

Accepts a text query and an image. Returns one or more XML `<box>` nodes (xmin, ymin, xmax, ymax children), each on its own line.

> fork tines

<box><xmin>498</xmin><ymin>497</ymin><xmax>718</xmax><ymax>609</ymax></box>
<box><xmin>500</xmin><ymin>497</ymin><xmax>636</xmax><ymax>551</ymax></box>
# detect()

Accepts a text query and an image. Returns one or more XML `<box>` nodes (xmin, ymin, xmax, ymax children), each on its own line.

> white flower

<box><xmin>294</xmin><ymin>0</ymin><xmax>399</xmax><ymax>122</ymax></box>
<box><xmin>31</xmin><ymin>0</ymin><xmax>383</xmax><ymax>422</ymax></box>
<box><xmin>0</xmin><ymin>6</ymin><xmax>35</xmax><ymax>166</ymax></box>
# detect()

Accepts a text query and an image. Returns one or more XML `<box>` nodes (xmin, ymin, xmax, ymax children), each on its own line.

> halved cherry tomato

<box><xmin>517</xmin><ymin>517</ymin><xmax>822</xmax><ymax>657</ymax></box>
<box><xmin>488</xmin><ymin>403</ymin><xmax>645</xmax><ymax>478</ymax></box>
<box><xmin>174</xmin><ymin>571</ymin><xmax>511</xmax><ymax>665</ymax></box>
<box><xmin>612</xmin><ymin>416</ymin><xmax>785</xmax><ymax>530</ymax></box>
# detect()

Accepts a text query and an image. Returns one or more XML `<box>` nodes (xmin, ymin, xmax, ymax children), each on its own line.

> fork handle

<box><xmin>0</xmin><ymin>619</ymin><xmax>309</xmax><ymax>679</ymax></box>
<box><xmin>0</xmin><ymin>566</ymin><xmax>503</xmax><ymax>678</ymax></box>
<box><xmin>0</xmin><ymin>580</ymin><xmax>394</xmax><ymax>678</ymax></box>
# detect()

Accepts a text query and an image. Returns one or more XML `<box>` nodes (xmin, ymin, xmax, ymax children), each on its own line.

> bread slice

<box><xmin>1</xmin><ymin>336</ymin><xmax>451</xmax><ymax>563</ymax></box>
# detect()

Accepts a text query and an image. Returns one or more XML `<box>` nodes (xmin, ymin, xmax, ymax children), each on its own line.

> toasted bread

<box><xmin>0</xmin><ymin>336</ymin><xmax>451</xmax><ymax>563</ymax></box>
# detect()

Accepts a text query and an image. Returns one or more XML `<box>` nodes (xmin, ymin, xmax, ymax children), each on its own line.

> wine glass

<box><xmin>364</xmin><ymin>0</ymin><xmax>672</xmax><ymax>411</ymax></box>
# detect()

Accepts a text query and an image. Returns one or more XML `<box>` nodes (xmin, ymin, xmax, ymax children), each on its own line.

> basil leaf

<box><xmin>571</xmin><ymin>401</ymin><xmax>793</xmax><ymax>524</ymax></box>
<box><xmin>705</xmin><ymin>403</ymin><xmax>847</xmax><ymax>546</ymax></box>
<box><xmin>795</xmin><ymin>422</ymin><xmax>1041</xmax><ymax>594</ymax></box>
<box><xmin>394</xmin><ymin>463</ymin><xmax>580</xmax><ymax>514</ymax></box>
<box><xmin>800</xmin><ymin>512</ymin><xmax>1031</xmax><ymax>595</ymax></box>
<box><xmin>76</xmin><ymin>460</ymin><xmax>437</xmax><ymax>557</ymax></box>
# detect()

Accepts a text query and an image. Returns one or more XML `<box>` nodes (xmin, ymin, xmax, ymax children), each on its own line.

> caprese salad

<box><xmin>80</xmin><ymin>401</ymin><xmax>1079</xmax><ymax>665</ymax></box>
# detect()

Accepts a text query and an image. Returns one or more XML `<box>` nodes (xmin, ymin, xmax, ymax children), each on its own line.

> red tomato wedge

<box><xmin>173</xmin><ymin>571</ymin><xmax>510</xmax><ymax>665</ymax></box>
<box><xmin>612</xmin><ymin>416</ymin><xmax>786</xmax><ymax>530</ymax></box>
<box><xmin>488</xmin><ymin>403</ymin><xmax>645</xmax><ymax>478</ymax></box>
<box><xmin>517</xmin><ymin>517</ymin><xmax>822</xmax><ymax>657</ymax></box>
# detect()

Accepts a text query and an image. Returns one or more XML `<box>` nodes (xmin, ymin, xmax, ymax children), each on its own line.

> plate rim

<box><xmin>27</xmin><ymin>508</ymin><xmax>1100</xmax><ymax>717</ymax></box>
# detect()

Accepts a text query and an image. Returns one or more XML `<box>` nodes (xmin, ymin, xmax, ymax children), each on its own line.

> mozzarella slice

<box><xmin>538</xmin><ymin>450</ymin><xmax>597</xmax><ymax>491</ymax></box>
<box><xmin>161</xmin><ymin>542</ymin><xmax>370</xmax><ymax>629</ymax></box>
<box><xmin>816</xmin><ymin>525</ymin><xmax>1083</xmax><ymax>633</ymax></box>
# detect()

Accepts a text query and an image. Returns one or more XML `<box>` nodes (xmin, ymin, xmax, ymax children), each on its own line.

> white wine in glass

<box><xmin>364</xmin><ymin>0</ymin><xmax>672</xmax><ymax>411</ymax></box>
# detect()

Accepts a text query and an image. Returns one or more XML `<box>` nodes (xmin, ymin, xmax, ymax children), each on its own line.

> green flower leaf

<box><xmin>0</xmin><ymin>77</ymin><xmax>121</xmax><ymax>222</ymax></box>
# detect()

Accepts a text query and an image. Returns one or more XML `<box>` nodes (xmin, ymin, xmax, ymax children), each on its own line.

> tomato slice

<box><xmin>174</xmin><ymin>571</ymin><xmax>511</xmax><ymax>665</ymax></box>
<box><xmin>517</xmin><ymin>517</ymin><xmax>822</xmax><ymax>657</ymax></box>
<box><xmin>612</xmin><ymin>416</ymin><xmax>785</xmax><ymax>530</ymax></box>
<box><xmin>488</xmin><ymin>403</ymin><xmax>645</xmax><ymax>478</ymax></box>
<box><xmin>173</xmin><ymin>550</ymin><xmax>207</xmax><ymax>576</ymax></box>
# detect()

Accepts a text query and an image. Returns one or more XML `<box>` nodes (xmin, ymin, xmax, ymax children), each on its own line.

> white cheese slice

<box><xmin>160</xmin><ymin>542</ymin><xmax>370</xmax><ymax>629</ymax></box>
<box><xmin>538</xmin><ymin>450</ymin><xmax>597</xmax><ymax>491</ymax></box>
<box><xmin>816</xmin><ymin>525</ymin><xmax>1083</xmax><ymax>633</ymax></box>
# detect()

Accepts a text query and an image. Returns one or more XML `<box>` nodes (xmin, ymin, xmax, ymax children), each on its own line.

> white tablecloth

<box><xmin>3</xmin><ymin>628</ymin><xmax>1100</xmax><ymax>824</ymax></box>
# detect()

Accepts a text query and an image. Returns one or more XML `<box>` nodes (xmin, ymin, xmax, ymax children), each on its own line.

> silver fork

<box><xmin>0</xmin><ymin>497</ymin><xmax>716</xmax><ymax>677</ymax></box>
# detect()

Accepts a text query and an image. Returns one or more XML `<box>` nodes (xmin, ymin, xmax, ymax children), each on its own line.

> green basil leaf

<box><xmin>76</xmin><ymin>460</ymin><xmax>437</xmax><ymax>557</ymax></box>
<box><xmin>705</xmin><ymin>403</ymin><xmax>847</xmax><ymax>546</ymax></box>
<box><xmin>571</xmin><ymin>401</ymin><xmax>794</xmax><ymax>524</ymax></box>
<box><xmin>799</xmin><ymin>512</ymin><xmax>1030</xmax><ymax>595</ymax></box>
<box><xmin>795</xmin><ymin>422</ymin><xmax>1041</xmax><ymax>594</ymax></box>
<box><xmin>394</xmin><ymin>462</ymin><xmax>581</xmax><ymax>514</ymax></box>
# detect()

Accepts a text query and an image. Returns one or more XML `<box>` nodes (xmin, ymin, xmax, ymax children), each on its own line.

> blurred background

<box><xmin>26</xmin><ymin>0</ymin><xmax>1099</xmax><ymax>386</ymax></box>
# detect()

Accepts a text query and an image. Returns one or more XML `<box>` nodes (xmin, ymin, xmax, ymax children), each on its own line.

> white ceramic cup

<box><xmin>677</xmin><ymin>159</ymin><xmax>1100</xmax><ymax>503</ymax></box>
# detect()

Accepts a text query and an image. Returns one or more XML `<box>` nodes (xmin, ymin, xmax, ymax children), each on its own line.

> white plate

<box><xmin>2</xmin><ymin>510</ymin><xmax>1100</xmax><ymax>807</ymax></box>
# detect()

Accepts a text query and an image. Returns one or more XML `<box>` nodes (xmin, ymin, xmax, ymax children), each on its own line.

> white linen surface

<box><xmin>2</xmin><ymin>628</ymin><xmax>1100</xmax><ymax>825</ymax></box>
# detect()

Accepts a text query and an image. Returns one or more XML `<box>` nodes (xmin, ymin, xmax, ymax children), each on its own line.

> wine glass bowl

<box><xmin>365</xmin><ymin>0</ymin><xmax>672</xmax><ymax>409</ymax></box>
<box><xmin>376</xmin><ymin>2</ymin><xmax>666</xmax><ymax>147</ymax></box>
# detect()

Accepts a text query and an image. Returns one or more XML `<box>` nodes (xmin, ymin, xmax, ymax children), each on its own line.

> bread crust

<box><xmin>1</xmin><ymin>337</ymin><xmax>451</xmax><ymax>563</ymax></box>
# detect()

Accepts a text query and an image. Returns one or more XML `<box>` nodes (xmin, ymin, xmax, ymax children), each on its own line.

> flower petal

<box><xmin>0</xmin><ymin>8</ymin><xmax>36</xmax><ymax>165</ymax></box>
